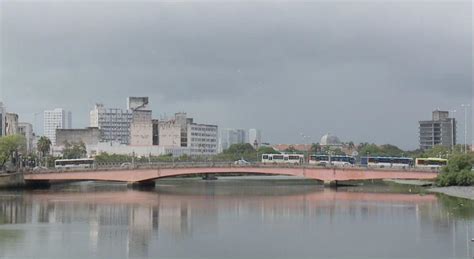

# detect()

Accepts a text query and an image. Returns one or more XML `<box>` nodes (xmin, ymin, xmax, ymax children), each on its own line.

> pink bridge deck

<box><xmin>24</xmin><ymin>167</ymin><xmax>438</xmax><ymax>184</ymax></box>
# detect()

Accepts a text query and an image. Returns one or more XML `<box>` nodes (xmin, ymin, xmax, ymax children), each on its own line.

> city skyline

<box><xmin>1</xmin><ymin>1</ymin><xmax>472</xmax><ymax>150</ymax></box>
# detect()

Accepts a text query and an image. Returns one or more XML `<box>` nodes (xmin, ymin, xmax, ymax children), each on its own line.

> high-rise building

<box><xmin>18</xmin><ymin>122</ymin><xmax>34</xmax><ymax>153</ymax></box>
<box><xmin>44</xmin><ymin>108</ymin><xmax>72</xmax><ymax>145</ymax></box>
<box><xmin>419</xmin><ymin>110</ymin><xmax>456</xmax><ymax>150</ymax></box>
<box><xmin>0</xmin><ymin>103</ymin><xmax>6</xmax><ymax>136</ymax></box>
<box><xmin>129</xmin><ymin>97</ymin><xmax>153</xmax><ymax>146</ymax></box>
<box><xmin>218</xmin><ymin>128</ymin><xmax>246</xmax><ymax>153</ymax></box>
<box><xmin>90</xmin><ymin>104</ymin><xmax>133</xmax><ymax>145</ymax></box>
<box><xmin>5</xmin><ymin>113</ymin><xmax>19</xmax><ymax>136</ymax></box>
<box><xmin>248</xmin><ymin>129</ymin><xmax>262</xmax><ymax>148</ymax></box>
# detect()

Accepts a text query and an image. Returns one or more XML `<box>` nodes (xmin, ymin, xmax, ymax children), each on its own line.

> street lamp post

<box><xmin>461</xmin><ymin>104</ymin><xmax>471</xmax><ymax>153</ymax></box>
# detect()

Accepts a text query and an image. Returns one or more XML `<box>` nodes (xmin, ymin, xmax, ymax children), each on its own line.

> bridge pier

<box><xmin>323</xmin><ymin>180</ymin><xmax>338</xmax><ymax>188</ymax></box>
<box><xmin>127</xmin><ymin>181</ymin><xmax>156</xmax><ymax>189</ymax></box>
<box><xmin>25</xmin><ymin>180</ymin><xmax>51</xmax><ymax>189</ymax></box>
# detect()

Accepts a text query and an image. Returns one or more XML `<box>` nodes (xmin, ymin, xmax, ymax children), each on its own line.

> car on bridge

<box><xmin>234</xmin><ymin>159</ymin><xmax>251</xmax><ymax>165</ymax></box>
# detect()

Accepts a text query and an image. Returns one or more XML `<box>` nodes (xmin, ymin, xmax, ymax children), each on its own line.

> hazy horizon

<box><xmin>1</xmin><ymin>0</ymin><xmax>472</xmax><ymax>150</ymax></box>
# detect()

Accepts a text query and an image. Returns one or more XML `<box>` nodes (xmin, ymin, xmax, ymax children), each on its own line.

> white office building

<box><xmin>44</xmin><ymin>108</ymin><xmax>72</xmax><ymax>145</ymax></box>
<box><xmin>159</xmin><ymin>113</ymin><xmax>218</xmax><ymax>156</ymax></box>
<box><xmin>188</xmin><ymin>123</ymin><xmax>218</xmax><ymax>156</ymax></box>
<box><xmin>90</xmin><ymin>104</ymin><xmax>133</xmax><ymax>145</ymax></box>
<box><xmin>248</xmin><ymin>129</ymin><xmax>262</xmax><ymax>148</ymax></box>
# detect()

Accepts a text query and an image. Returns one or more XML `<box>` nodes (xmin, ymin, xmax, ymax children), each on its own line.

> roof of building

<box><xmin>320</xmin><ymin>134</ymin><xmax>341</xmax><ymax>146</ymax></box>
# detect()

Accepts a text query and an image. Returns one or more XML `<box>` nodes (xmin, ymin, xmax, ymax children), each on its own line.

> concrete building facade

<box><xmin>5</xmin><ymin>113</ymin><xmax>19</xmax><ymax>136</ymax></box>
<box><xmin>90</xmin><ymin>104</ymin><xmax>133</xmax><ymax>145</ymax></box>
<box><xmin>18</xmin><ymin>122</ymin><xmax>34</xmax><ymax>153</ymax></box>
<box><xmin>152</xmin><ymin>120</ymin><xmax>159</xmax><ymax>146</ymax></box>
<box><xmin>95</xmin><ymin>142</ymin><xmax>190</xmax><ymax>157</ymax></box>
<box><xmin>56</xmin><ymin>127</ymin><xmax>100</xmax><ymax>147</ymax></box>
<box><xmin>129</xmin><ymin>97</ymin><xmax>153</xmax><ymax>146</ymax></box>
<box><xmin>55</xmin><ymin>127</ymin><xmax>100</xmax><ymax>157</ymax></box>
<box><xmin>159</xmin><ymin>113</ymin><xmax>218</xmax><ymax>156</ymax></box>
<box><xmin>44</xmin><ymin>108</ymin><xmax>72</xmax><ymax>146</ymax></box>
<box><xmin>419</xmin><ymin>110</ymin><xmax>456</xmax><ymax>150</ymax></box>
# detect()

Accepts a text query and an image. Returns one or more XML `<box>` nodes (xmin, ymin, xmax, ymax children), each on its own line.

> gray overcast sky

<box><xmin>0</xmin><ymin>0</ymin><xmax>472</xmax><ymax>150</ymax></box>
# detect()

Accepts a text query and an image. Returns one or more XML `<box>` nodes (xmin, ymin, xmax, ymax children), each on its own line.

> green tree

<box><xmin>284</xmin><ymin>145</ymin><xmax>297</xmax><ymax>153</ymax></box>
<box><xmin>442</xmin><ymin>153</ymin><xmax>473</xmax><ymax>173</ymax></box>
<box><xmin>257</xmin><ymin>146</ymin><xmax>279</xmax><ymax>154</ymax></box>
<box><xmin>331</xmin><ymin>148</ymin><xmax>346</xmax><ymax>156</ymax></box>
<box><xmin>422</xmin><ymin>145</ymin><xmax>452</xmax><ymax>158</ymax></box>
<box><xmin>37</xmin><ymin>136</ymin><xmax>52</xmax><ymax>157</ymax></box>
<box><xmin>223</xmin><ymin>143</ymin><xmax>256</xmax><ymax>155</ymax></box>
<box><xmin>0</xmin><ymin>135</ymin><xmax>26</xmax><ymax>169</ymax></box>
<box><xmin>436</xmin><ymin>153</ymin><xmax>474</xmax><ymax>187</ymax></box>
<box><xmin>310</xmin><ymin>143</ymin><xmax>321</xmax><ymax>153</ymax></box>
<box><xmin>62</xmin><ymin>141</ymin><xmax>87</xmax><ymax>159</ymax></box>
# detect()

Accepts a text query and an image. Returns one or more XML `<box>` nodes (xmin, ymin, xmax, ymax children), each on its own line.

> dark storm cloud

<box><xmin>1</xmin><ymin>1</ymin><xmax>471</xmax><ymax>149</ymax></box>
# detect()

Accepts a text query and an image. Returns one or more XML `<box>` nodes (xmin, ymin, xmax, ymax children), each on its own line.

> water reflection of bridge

<box><xmin>0</xmin><ymin>187</ymin><xmax>462</xmax><ymax>258</ymax></box>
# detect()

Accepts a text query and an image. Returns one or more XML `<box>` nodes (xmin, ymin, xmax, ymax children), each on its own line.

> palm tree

<box><xmin>37</xmin><ymin>136</ymin><xmax>52</xmax><ymax>158</ymax></box>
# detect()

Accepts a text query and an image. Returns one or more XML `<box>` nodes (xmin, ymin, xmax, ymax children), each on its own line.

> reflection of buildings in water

<box><xmin>0</xmin><ymin>196</ymin><xmax>28</xmax><ymax>224</ymax></box>
<box><xmin>127</xmin><ymin>206</ymin><xmax>156</xmax><ymax>258</ymax></box>
<box><xmin>0</xmin><ymin>188</ymin><xmax>472</xmax><ymax>258</ymax></box>
<box><xmin>156</xmin><ymin>200</ymin><xmax>193</xmax><ymax>238</ymax></box>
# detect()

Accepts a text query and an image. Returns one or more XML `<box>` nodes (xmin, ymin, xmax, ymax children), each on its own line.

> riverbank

<box><xmin>429</xmin><ymin>186</ymin><xmax>474</xmax><ymax>200</ymax></box>
<box><xmin>0</xmin><ymin>172</ymin><xmax>24</xmax><ymax>188</ymax></box>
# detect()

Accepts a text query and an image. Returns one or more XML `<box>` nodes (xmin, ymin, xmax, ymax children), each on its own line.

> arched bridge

<box><xmin>24</xmin><ymin>164</ymin><xmax>439</xmax><ymax>186</ymax></box>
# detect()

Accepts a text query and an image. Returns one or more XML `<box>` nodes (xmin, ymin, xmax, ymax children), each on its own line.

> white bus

<box><xmin>361</xmin><ymin>157</ymin><xmax>413</xmax><ymax>169</ymax></box>
<box><xmin>55</xmin><ymin>158</ymin><xmax>95</xmax><ymax>169</ymax></box>
<box><xmin>309</xmin><ymin>155</ymin><xmax>355</xmax><ymax>167</ymax></box>
<box><xmin>262</xmin><ymin>154</ymin><xmax>304</xmax><ymax>165</ymax></box>
<box><xmin>330</xmin><ymin>155</ymin><xmax>356</xmax><ymax>167</ymax></box>
<box><xmin>309</xmin><ymin>155</ymin><xmax>330</xmax><ymax>166</ymax></box>
<box><xmin>415</xmin><ymin>158</ymin><xmax>447</xmax><ymax>169</ymax></box>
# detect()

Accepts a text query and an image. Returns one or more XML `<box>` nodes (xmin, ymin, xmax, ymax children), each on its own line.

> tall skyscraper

<box><xmin>219</xmin><ymin>128</ymin><xmax>247</xmax><ymax>153</ymax></box>
<box><xmin>419</xmin><ymin>110</ymin><xmax>456</xmax><ymax>150</ymax></box>
<box><xmin>128</xmin><ymin>97</ymin><xmax>153</xmax><ymax>146</ymax></box>
<box><xmin>44</xmin><ymin>108</ymin><xmax>72</xmax><ymax>146</ymax></box>
<box><xmin>248</xmin><ymin>129</ymin><xmax>262</xmax><ymax>148</ymax></box>
<box><xmin>0</xmin><ymin>102</ymin><xmax>5</xmax><ymax>136</ymax></box>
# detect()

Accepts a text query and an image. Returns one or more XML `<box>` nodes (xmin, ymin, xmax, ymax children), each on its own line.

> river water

<box><xmin>0</xmin><ymin>177</ymin><xmax>472</xmax><ymax>259</ymax></box>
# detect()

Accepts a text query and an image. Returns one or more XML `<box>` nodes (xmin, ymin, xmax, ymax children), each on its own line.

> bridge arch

<box><xmin>24</xmin><ymin>166</ymin><xmax>438</xmax><ymax>186</ymax></box>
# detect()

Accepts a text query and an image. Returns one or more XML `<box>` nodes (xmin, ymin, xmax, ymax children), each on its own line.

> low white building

<box><xmin>95</xmin><ymin>142</ymin><xmax>190</xmax><ymax>157</ymax></box>
<box><xmin>158</xmin><ymin>113</ymin><xmax>218</xmax><ymax>156</ymax></box>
